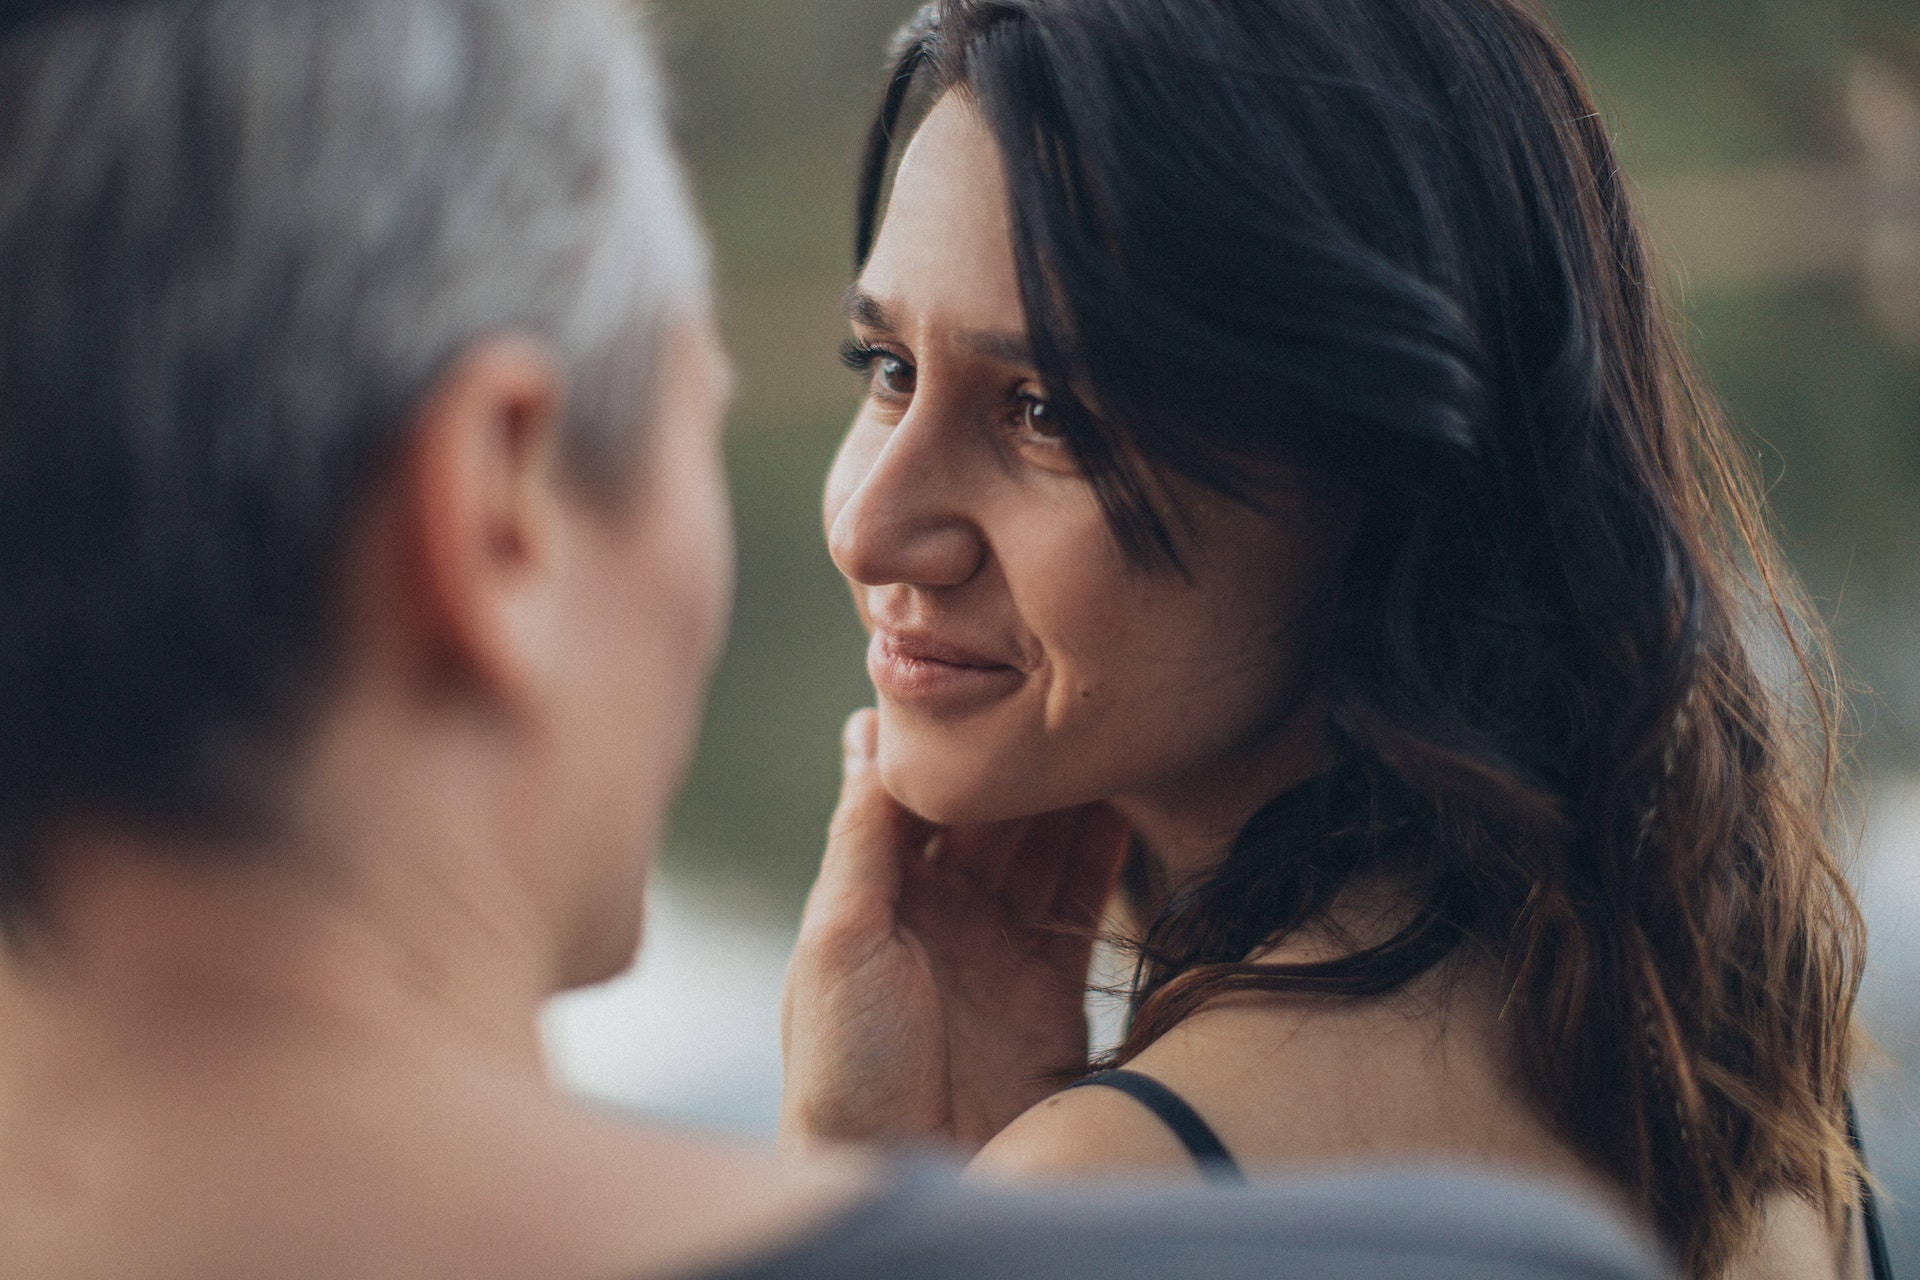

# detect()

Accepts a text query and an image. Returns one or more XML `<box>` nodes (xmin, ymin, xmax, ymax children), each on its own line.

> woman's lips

<box><xmin>867</xmin><ymin>629</ymin><xmax>1023</xmax><ymax>712</ymax></box>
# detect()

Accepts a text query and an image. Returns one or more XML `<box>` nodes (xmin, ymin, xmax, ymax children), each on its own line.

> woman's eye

<box><xmin>876</xmin><ymin>356</ymin><xmax>915</xmax><ymax>397</ymax></box>
<box><xmin>839</xmin><ymin>340</ymin><xmax>915</xmax><ymax>401</ymax></box>
<box><xmin>1017</xmin><ymin>394</ymin><xmax>1065</xmax><ymax>444</ymax></box>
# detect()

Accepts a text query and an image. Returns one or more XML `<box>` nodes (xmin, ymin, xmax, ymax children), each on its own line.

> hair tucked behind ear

<box><xmin>857</xmin><ymin>2</ymin><xmax>1864</xmax><ymax>1273</ymax></box>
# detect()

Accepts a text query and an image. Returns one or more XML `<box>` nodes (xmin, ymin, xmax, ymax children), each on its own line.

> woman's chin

<box><xmin>877</xmin><ymin>758</ymin><xmax>997</xmax><ymax>825</ymax></box>
<box><xmin>874</xmin><ymin>747</ymin><xmax>1053</xmax><ymax>827</ymax></box>
<box><xmin>872</xmin><ymin>710</ymin><xmax>1092</xmax><ymax>825</ymax></box>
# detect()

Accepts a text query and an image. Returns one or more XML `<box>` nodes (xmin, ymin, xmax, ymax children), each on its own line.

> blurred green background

<box><xmin>645</xmin><ymin>0</ymin><xmax>1920</xmax><ymax>909</ymax></box>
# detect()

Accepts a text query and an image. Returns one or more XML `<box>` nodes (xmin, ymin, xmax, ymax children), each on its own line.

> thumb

<box><xmin>803</xmin><ymin>709</ymin><xmax>929</xmax><ymax>923</ymax></box>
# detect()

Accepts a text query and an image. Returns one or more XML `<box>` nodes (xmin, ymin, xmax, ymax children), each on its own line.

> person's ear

<box><xmin>396</xmin><ymin>337</ymin><xmax>571</xmax><ymax>708</ymax></box>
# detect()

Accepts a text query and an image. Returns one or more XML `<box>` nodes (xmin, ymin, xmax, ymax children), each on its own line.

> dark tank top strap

<box><xmin>1064</xmin><ymin>1069</ymin><xmax>1245</xmax><ymax>1182</ymax></box>
<box><xmin>1845</xmin><ymin>1094</ymin><xmax>1895</xmax><ymax>1280</ymax></box>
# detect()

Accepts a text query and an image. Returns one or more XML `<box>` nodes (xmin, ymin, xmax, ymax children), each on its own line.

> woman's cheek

<box><xmin>1021</xmin><ymin>548</ymin><xmax>1148</xmax><ymax>734</ymax></box>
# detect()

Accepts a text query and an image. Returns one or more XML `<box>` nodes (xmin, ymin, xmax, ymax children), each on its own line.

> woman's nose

<box><xmin>824</xmin><ymin>414</ymin><xmax>986</xmax><ymax>590</ymax></box>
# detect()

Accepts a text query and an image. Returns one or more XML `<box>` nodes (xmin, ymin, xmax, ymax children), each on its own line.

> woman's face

<box><xmin>824</xmin><ymin>93</ymin><xmax>1349</xmax><ymax>833</ymax></box>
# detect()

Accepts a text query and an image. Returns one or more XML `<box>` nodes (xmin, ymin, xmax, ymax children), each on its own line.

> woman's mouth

<box><xmin>867</xmin><ymin>629</ymin><xmax>1024</xmax><ymax>713</ymax></box>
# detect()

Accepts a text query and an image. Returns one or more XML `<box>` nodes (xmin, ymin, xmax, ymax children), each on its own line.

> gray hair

<box><xmin>0</xmin><ymin>0</ymin><xmax>709</xmax><ymax>905</ymax></box>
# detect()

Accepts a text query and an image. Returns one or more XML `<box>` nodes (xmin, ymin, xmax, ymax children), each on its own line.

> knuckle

<box><xmin>826</xmin><ymin>787</ymin><xmax>892</xmax><ymax>843</ymax></box>
<box><xmin>795</xmin><ymin>899</ymin><xmax>896</xmax><ymax>970</ymax></box>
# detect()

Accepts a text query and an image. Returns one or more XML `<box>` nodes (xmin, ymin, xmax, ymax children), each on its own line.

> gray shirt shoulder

<box><xmin>693</xmin><ymin>1163</ymin><xmax>1674</xmax><ymax>1280</ymax></box>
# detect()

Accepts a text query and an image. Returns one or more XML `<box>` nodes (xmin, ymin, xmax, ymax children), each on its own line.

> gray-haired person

<box><xmin>0</xmin><ymin>1</ymin><xmax>1671</xmax><ymax>1276</ymax></box>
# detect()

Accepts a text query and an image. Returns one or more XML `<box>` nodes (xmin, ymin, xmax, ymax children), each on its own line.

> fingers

<box><xmin>808</xmin><ymin>711</ymin><xmax>1129</xmax><ymax>952</ymax></box>
<box><xmin>802</xmin><ymin>709</ymin><xmax>931</xmax><ymax>925</ymax></box>
<box><xmin>937</xmin><ymin>819</ymin><xmax>1028</xmax><ymax>894</ymax></box>
<box><xmin>940</xmin><ymin>803</ymin><xmax>1131</xmax><ymax>936</ymax></box>
<box><xmin>844</xmin><ymin>704</ymin><xmax>878</xmax><ymax>762</ymax></box>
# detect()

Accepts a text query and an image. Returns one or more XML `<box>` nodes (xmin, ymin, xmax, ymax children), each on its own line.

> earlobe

<box><xmin>397</xmin><ymin>337</ymin><xmax>570</xmax><ymax>708</ymax></box>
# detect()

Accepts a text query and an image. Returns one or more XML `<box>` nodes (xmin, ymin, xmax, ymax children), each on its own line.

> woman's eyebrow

<box><xmin>843</xmin><ymin>285</ymin><xmax>897</xmax><ymax>332</ymax></box>
<box><xmin>958</xmin><ymin>329</ymin><xmax>1034</xmax><ymax>366</ymax></box>
<box><xmin>844</xmin><ymin>288</ymin><xmax>1035</xmax><ymax>366</ymax></box>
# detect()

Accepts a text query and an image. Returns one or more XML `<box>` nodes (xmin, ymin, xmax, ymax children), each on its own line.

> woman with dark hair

<box><xmin>780</xmin><ymin>2</ymin><xmax>1879</xmax><ymax>1277</ymax></box>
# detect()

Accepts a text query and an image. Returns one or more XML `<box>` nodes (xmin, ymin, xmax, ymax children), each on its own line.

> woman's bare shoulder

<box><xmin>975</xmin><ymin>971</ymin><xmax>1591</xmax><ymax>1187</ymax></box>
<box><xmin>968</xmin><ymin>1081</ymin><xmax>1214</xmax><ymax>1180</ymax></box>
<box><xmin>966</xmin><ymin>1011</ymin><xmax>1413</xmax><ymax>1182</ymax></box>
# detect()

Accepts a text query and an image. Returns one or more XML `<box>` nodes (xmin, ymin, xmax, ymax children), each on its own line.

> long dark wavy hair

<box><xmin>854</xmin><ymin>1</ymin><xmax>1864</xmax><ymax>1273</ymax></box>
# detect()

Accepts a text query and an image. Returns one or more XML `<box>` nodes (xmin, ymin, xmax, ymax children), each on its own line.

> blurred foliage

<box><xmin>648</xmin><ymin>0</ymin><xmax>1920</xmax><ymax>906</ymax></box>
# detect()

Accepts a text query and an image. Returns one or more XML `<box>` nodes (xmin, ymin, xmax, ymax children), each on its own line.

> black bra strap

<box><xmin>1846</xmin><ymin>1094</ymin><xmax>1896</xmax><ymax>1280</ymax></box>
<box><xmin>1064</xmin><ymin>1069</ymin><xmax>1246</xmax><ymax>1182</ymax></box>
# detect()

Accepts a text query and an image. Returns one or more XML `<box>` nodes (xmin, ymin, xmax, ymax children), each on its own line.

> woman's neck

<box><xmin>1111</xmin><ymin>706</ymin><xmax>1338</xmax><ymax>890</ymax></box>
